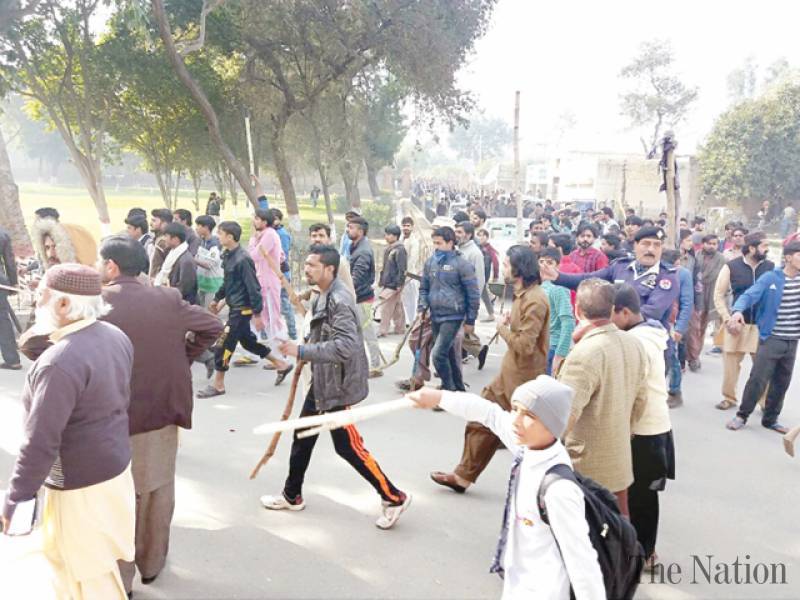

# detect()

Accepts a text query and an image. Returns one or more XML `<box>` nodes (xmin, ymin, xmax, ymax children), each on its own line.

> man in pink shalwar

<box><xmin>248</xmin><ymin>209</ymin><xmax>286</xmax><ymax>344</ymax></box>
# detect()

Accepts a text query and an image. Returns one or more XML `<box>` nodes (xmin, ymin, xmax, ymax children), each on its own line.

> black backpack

<box><xmin>537</xmin><ymin>464</ymin><xmax>644</xmax><ymax>600</ymax></box>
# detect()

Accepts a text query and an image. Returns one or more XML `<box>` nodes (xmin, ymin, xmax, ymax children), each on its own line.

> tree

<box><xmin>699</xmin><ymin>83</ymin><xmax>800</xmax><ymax>211</ymax></box>
<box><xmin>619</xmin><ymin>39</ymin><xmax>698</xmax><ymax>156</ymax></box>
<box><xmin>727</xmin><ymin>56</ymin><xmax>758</xmax><ymax>105</ymax></box>
<box><xmin>449</xmin><ymin>114</ymin><xmax>511</xmax><ymax>162</ymax></box>
<box><xmin>102</xmin><ymin>15</ymin><xmax>226</xmax><ymax>209</ymax></box>
<box><xmin>148</xmin><ymin>0</ymin><xmax>495</xmax><ymax>229</ymax></box>
<box><xmin>0</xmin><ymin>0</ymin><xmax>43</xmax><ymax>254</ymax></box>
<box><xmin>3</xmin><ymin>94</ymin><xmax>71</xmax><ymax>180</ymax></box>
<box><xmin>150</xmin><ymin>0</ymin><xmax>261</xmax><ymax>211</ymax></box>
<box><xmin>0</xmin><ymin>0</ymin><xmax>115</xmax><ymax>230</ymax></box>
<box><xmin>360</xmin><ymin>73</ymin><xmax>407</xmax><ymax>197</ymax></box>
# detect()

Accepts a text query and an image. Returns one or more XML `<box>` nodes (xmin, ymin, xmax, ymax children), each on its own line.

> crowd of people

<box><xmin>0</xmin><ymin>179</ymin><xmax>797</xmax><ymax>599</ymax></box>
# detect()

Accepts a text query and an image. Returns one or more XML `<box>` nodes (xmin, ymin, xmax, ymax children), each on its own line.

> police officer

<box><xmin>540</xmin><ymin>227</ymin><xmax>680</xmax><ymax>330</ymax></box>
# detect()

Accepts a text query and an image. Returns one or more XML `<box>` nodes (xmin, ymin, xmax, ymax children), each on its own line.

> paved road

<box><xmin>1</xmin><ymin>321</ymin><xmax>799</xmax><ymax>599</ymax></box>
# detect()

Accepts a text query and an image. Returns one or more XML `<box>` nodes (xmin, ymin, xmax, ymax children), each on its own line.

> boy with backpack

<box><xmin>411</xmin><ymin>376</ymin><xmax>618</xmax><ymax>599</ymax></box>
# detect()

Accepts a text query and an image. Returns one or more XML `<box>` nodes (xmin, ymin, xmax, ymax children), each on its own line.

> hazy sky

<box><xmin>455</xmin><ymin>0</ymin><xmax>800</xmax><ymax>157</ymax></box>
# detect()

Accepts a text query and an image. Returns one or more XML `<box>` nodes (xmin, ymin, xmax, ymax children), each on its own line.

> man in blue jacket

<box><xmin>661</xmin><ymin>249</ymin><xmax>694</xmax><ymax>408</ymax></box>
<box><xmin>726</xmin><ymin>241</ymin><xmax>800</xmax><ymax>434</ymax></box>
<box><xmin>540</xmin><ymin>227</ymin><xmax>681</xmax><ymax>331</ymax></box>
<box><xmin>418</xmin><ymin>226</ymin><xmax>480</xmax><ymax>392</ymax></box>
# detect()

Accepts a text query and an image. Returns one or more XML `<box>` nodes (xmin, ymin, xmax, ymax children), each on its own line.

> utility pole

<box><xmin>663</xmin><ymin>131</ymin><xmax>680</xmax><ymax>247</ymax></box>
<box><xmin>513</xmin><ymin>91</ymin><xmax>522</xmax><ymax>241</ymax></box>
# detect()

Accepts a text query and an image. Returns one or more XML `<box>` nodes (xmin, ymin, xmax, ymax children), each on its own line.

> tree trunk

<box><xmin>210</xmin><ymin>163</ymin><xmax>225</xmax><ymax>198</ymax></box>
<box><xmin>151</xmin><ymin>0</ymin><xmax>259</xmax><ymax>211</ymax></box>
<box><xmin>154</xmin><ymin>169</ymin><xmax>171</xmax><ymax>209</ymax></box>
<box><xmin>0</xmin><ymin>128</ymin><xmax>32</xmax><ymax>255</ymax></box>
<box><xmin>190</xmin><ymin>171</ymin><xmax>201</xmax><ymax>212</ymax></box>
<box><xmin>340</xmin><ymin>160</ymin><xmax>361</xmax><ymax>209</ymax></box>
<box><xmin>319</xmin><ymin>166</ymin><xmax>334</xmax><ymax>225</ymax></box>
<box><xmin>172</xmin><ymin>170</ymin><xmax>182</xmax><ymax>210</ymax></box>
<box><xmin>306</xmin><ymin>111</ymin><xmax>334</xmax><ymax>228</ymax></box>
<box><xmin>225</xmin><ymin>169</ymin><xmax>238</xmax><ymax>206</ymax></box>
<box><xmin>365</xmin><ymin>160</ymin><xmax>381</xmax><ymax>198</ymax></box>
<box><xmin>84</xmin><ymin>159</ymin><xmax>111</xmax><ymax>236</ymax></box>
<box><xmin>269</xmin><ymin>123</ymin><xmax>301</xmax><ymax>231</ymax></box>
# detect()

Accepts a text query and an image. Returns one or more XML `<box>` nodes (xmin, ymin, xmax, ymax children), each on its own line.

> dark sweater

<box><xmin>349</xmin><ymin>237</ymin><xmax>376</xmax><ymax>303</ymax></box>
<box><xmin>169</xmin><ymin>249</ymin><xmax>198</xmax><ymax>305</ymax></box>
<box><xmin>3</xmin><ymin>321</ymin><xmax>133</xmax><ymax>519</ymax></box>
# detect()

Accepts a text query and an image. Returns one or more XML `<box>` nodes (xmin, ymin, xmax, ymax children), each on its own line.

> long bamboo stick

<box><xmin>249</xmin><ymin>361</ymin><xmax>306</xmax><ymax>479</ymax></box>
<box><xmin>253</xmin><ymin>397</ymin><xmax>414</xmax><ymax>437</ymax></box>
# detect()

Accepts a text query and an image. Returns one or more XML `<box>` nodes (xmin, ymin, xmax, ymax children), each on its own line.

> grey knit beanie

<box><xmin>510</xmin><ymin>375</ymin><xmax>574</xmax><ymax>438</ymax></box>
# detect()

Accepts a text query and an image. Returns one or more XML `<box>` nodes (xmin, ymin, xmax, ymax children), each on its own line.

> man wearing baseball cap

<box><xmin>2</xmin><ymin>264</ymin><xmax>135</xmax><ymax>599</ymax></box>
<box><xmin>540</xmin><ymin>226</ymin><xmax>681</xmax><ymax>331</ymax></box>
<box><xmin>410</xmin><ymin>377</ymin><xmax>604</xmax><ymax>599</ymax></box>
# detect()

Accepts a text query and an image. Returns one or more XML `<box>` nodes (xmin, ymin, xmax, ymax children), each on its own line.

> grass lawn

<box><xmin>17</xmin><ymin>182</ymin><xmax>350</xmax><ymax>243</ymax></box>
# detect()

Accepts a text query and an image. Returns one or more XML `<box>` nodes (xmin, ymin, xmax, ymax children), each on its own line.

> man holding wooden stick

<box><xmin>260</xmin><ymin>244</ymin><xmax>411</xmax><ymax>530</ymax></box>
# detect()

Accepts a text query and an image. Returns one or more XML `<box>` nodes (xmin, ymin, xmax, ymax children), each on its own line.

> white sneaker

<box><xmin>260</xmin><ymin>493</ymin><xmax>305</xmax><ymax>511</ymax></box>
<box><xmin>375</xmin><ymin>493</ymin><xmax>412</xmax><ymax>530</ymax></box>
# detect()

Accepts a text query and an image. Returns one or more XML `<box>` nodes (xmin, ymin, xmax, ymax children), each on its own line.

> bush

<box><xmin>360</xmin><ymin>201</ymin><xmax>394</xmax><ymax>235</ymax></box>
<box><xmin>376</xmin><ymin>192</ymin><xmax>394</xmax><ymax>206</ymax></box>
<box><xmin>333</xmin><ymin>193</ymin><xmax>350</xmax><ymax>214</ymax></box>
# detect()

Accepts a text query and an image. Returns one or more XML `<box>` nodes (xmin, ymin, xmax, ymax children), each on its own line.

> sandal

<box><xmin>715</xmin><ymin>399</ymin><xmax>736</xmax><ymax>410</ymax></box>
<box><xmin>764</xmin><ymin>422</ymin><xmax>789</xmax><ymax>435</ymax></box>
<box><xmin>430</xmin><ymin>471</ymin><xmax>467</xmax><ymax>493</ymax></box>
<box><xmin>274</xmin><ymin>364</ymin><xmax>294</xmax><ymax>386</ymax></box>
<box><xmin>726</xmin><ymin>416</ymin><xmax>746</xmax><ymax>431</ymax></box>
<box><xmin>197</xmin><ymin>385</ymin><xmax>226</xmax><ymax>398</ymax></box>
<box><xmin>233</xmin><ymin>356</ymin><xmax>258</xmax><ymax>367</ymax></box>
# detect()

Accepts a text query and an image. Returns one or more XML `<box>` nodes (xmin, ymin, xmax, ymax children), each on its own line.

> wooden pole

<box><xmin>665</xmin><ymin>134</ymin><xmax>678</xmax><ymax>247</ymax></box>
<box><xmin>249</xmin><ymin>361</ymin><xmax>305</xmax><ymax>479</ymax></box>
<box><xmin>245</xmin><ymin>111</ymin><xmax>255</xmax><ymax>176</ymax></box>
<box><xmin>513</xmin><ymin>91</ymin><xmax>522</xmax><ymax>242</ymax></box>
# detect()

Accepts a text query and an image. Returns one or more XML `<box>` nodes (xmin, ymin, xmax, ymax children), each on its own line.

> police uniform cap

<box><xmin>634</xmin><ymin>227</ymin><xmax>665</xmax><ymax>243</ymax></box>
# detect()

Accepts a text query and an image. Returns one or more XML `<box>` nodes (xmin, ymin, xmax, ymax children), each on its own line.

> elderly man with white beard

<box><xmin>1</xmin><ymin>264</ymin><xmax>135</xmax><ymax>600</ymax></box>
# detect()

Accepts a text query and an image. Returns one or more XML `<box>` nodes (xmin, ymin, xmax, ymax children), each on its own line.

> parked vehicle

<box><xmin>483</xmin><ymin>217</ymin><xmax>532</xmax><ymax>261</ymax></box>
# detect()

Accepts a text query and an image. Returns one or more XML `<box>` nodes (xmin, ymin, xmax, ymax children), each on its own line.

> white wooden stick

<box><xmin>252</xmin><ymin>397</ymin><xmax>414</xmax><ymax>436</ymax></box>
<box><xmin>245</xmin><ymin>113</ymin><xmax>255</xmax><ymax>175</ymax></box>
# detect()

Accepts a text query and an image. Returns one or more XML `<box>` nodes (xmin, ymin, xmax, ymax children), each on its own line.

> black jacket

<box><xmin>379</xmin><ymin>241</ymin><xmax>407</xmax><ymax>290</ymax></box>
<box><xmin>299</xmin><ymin>278</ymin><xmax>369</xmax><ymax>411</ymax></box>
<box><xmin>0</xmin><ymin>229</ymin><xmax>18</xmax><ymax>288</ymax></box>
<box><xmin>349</xmin><ymin>237</ymin><xmax>376</xmax><ymax>303</ymax></box>
<box><xmin>169</xmin><ymin>250</ymin><xmax>198</xmax><ymax>305</ymax></box>
<box><xmin>215</xmin><ymin>245</ymin><xmax>262</xmax><ymax>313</ymax></box>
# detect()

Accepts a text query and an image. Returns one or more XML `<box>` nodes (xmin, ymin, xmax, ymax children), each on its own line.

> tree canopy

<box><xmin>619</xmin><ymin>39</ymin><xmax>698</xmax><ymax>156</ymax></box>
<box><xmin>699</xmin><ymin>82</ymin><xmax>800</xmax><ymax>208</ymax></box>
<box><xmin>449</xmin><ymin>115</ymin><xmax>511</xmax><ymax>162</ymax></box>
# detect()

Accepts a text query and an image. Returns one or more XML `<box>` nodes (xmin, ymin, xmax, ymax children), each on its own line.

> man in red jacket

<box><xmin>569</xmin><ymin>224</ymin><xmax>609</xmax><ymax>273</ymax></box>
<box><xmin>98</xmin><ymin>235</ymin><xmax>222</xmax><ymax>595</ymax></box>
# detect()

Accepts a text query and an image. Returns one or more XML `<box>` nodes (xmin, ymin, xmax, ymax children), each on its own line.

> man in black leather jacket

<box><xmin>262</xmin><ymin>244</ymin><xmax>411</xmax><ymax>530</ymax></box>
<box><xmin>197</xmin><ymin>221</ymin><xmax>292</xmax><ymax>397</ymax></box>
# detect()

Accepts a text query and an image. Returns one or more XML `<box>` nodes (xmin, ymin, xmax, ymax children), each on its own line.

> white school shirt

<box><xmin>440</xmin><ymin>392</ymin><xmax>605</xmax><ymax>600</ymax></box>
